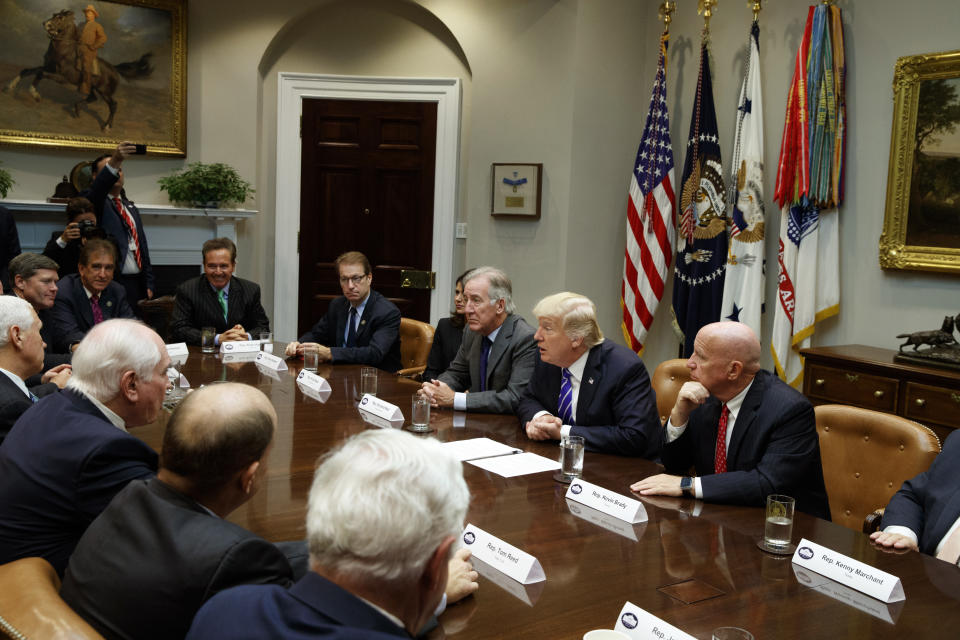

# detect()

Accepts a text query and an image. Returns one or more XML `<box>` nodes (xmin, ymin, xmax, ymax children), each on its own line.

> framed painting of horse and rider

<box><xmin>0</xmin><ymin>0</ymin><xmax>186</xmax><ymax>156</ymax></box>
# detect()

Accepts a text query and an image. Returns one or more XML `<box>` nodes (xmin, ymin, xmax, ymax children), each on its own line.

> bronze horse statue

<box><xmin>896</xmin><ymin>315</ymin><xmax>957</xmax><ymax>352</ymax></box>
<box><xmin>4</xmin><ymin>10</ymin><xmax>153</xmax><ymax>132</ymax></box>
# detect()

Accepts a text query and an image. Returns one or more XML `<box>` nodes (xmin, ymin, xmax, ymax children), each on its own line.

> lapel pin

<box><xmin>587</xmin><ymin>377</ymin><xmax>594</xmax><ymax>384</ymax></box>
<box><xmin>106</xmin><ymin>301</ymin><xmax>113</xmax><ymax>308</ymax></box>
<box><xmin>360</xmin><ymin>320</ymin><xmax>366</xmax><ymax>326</ymax></box>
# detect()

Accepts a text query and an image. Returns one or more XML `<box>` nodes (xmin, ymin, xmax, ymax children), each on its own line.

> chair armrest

<box><xmin>862</xmin><ymin>508</ymin><xmax>885</xmax><ymax>534</ymax></box>
<box><xmin>396</xmin><ymin>366</ymin><xmax>425</xmax><ymax>380</ymax></box>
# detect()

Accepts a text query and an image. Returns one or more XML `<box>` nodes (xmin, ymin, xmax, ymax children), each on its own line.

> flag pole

<box><xmin>658</xmin><ymin>1</ymin><xmax>676</xmax><ymax>32</ymax></box>
<box><xmin>750</xmin><ymin>0</ymin><xmax>762</xmax><ymax>22</ymax></box>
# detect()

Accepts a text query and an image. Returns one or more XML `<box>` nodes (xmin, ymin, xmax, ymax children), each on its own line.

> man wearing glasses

<box><xmin>285</xmin><ymin>251</ymin><xmax>401</xmax><ymax>372</ymax></box>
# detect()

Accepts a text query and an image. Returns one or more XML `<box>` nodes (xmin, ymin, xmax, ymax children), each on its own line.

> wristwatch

<box><xmin>680</xmin><ymin>476</ymin><xmax>694</xmax><ymax>498</ymax></box>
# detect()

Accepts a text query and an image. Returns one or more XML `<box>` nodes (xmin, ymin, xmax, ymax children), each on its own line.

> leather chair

<box><xmin>651</xmin><ymin>358</ymin><xmax>691</xmax><ymax>424</ymax></box>
<box><xmin>397</xmin><ymin>317</ymin><xmax>435</xmax><ymax>378</ymax></box>
<box><xmin>0</xmin><ymin>557</ymin><xmax>104</xmax><ymax>640</ymax></box>
<box><xmin>814</xmin><ymin>404</ymin><xmax>941</xmax><ymax>533</ymax></box>
<box><xmin>138</xmin><ymin>294</ymin><xmax>176</xmax><ymax>342</ymax></box>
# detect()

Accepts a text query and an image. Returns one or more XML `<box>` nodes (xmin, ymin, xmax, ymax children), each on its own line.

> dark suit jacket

<box><xmin>881</xmin><ymin>429</ymin><xmax>960</xmax><ymax>556</ymax></box>
<box><xmin>437</xmin><ymin>314</ymin><xmax>537</xmax><ymax>414</ymax></box>
<box><xmin>43</xmin><ymin>230</ymin><xmax>81</xmax><ymax>277</ymax></box>
<box><xmin>0</xmin><ymin>205</ymin><xmax>20</xmax><ymax>292</ymax></box>
<box><xmin>661</xmin><ymin>370</ymin><xmax>831</xmax><ymax>520</ymax></box>
<box><xmin>170</xmin><ymin>276</ymin><xmax>271</xmax><ymax>346</ymax></box>
<box><xmin>422</xmin><ymin>316</ymin><xmax>464</xmax><ymax>382</ymax></box>
<box><xmin>82</xmin><ymin>167</ymin><xmax>155</xmax><ymax>292</ymax></box>
<box><xmin>49</xmin><ymin>273</ymin><xmax>135</xmax><ymax>352</ymax></box>
<box><xmin>0</xmin><ymin>372</ymin><xmax>57</xmax><ymax>444</ymax></box>
<box><xmin>299</xmin><ymin>290</ymin><xmax>402</xmax><ymax>372</ymax></box>
<box><xmin>516</xmin><ymin>341</ymin><xmax>661</xmax><ymax>458</ymax></box>
<box><xmin>0</xmin><ymin>389</ymin><xmax>157</xmax><ymax>575</ymax></box>
<box><xmin>186</xmin><ymin>572</ymin><xmax>410</xmax><ymax>640</ymax></box>
<box><xmin>61</xmin><ymin>478</ymin><xmax>295</xmax><ymax>640</ymax></box>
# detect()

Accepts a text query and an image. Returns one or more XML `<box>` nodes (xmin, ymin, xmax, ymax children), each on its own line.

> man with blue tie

<box><xmin>419</xmin><ymin>266</ymin><xmax>536</xmax><ymax>414</ymax></box>
<box><xmin>285</xmin><ymin>251</ymin><xmax>402</xmax><ymax>372</ymax></box>
<box><xmin>0</xmin><ymin>297</ymin><xmax>70</xmax><ymax>443</ymax></box>
<box><xmin>518</xmin><ymin>292</ymin><xmax>661</xmax><ymax>458</ymax></box>
<box><xmin>170</xmin><ymin>238</ymin><xmax>271</xmax><ymax>346</ymax></box>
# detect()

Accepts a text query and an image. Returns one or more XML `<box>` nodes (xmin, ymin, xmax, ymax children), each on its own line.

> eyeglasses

<box><xmin>339</xmin><ymin>275</ymin><xmax>368</xmax><ymax>285</ymax></box>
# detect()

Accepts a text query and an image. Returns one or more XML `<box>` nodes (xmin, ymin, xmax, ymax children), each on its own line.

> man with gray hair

<box><xmin>0</xmin><ymin>318</ymin><xmax>168</xmax><ymax>575</ymax></box>
<box><xmin>518</xmin><ymin>292</ymin><xmax>661</xmax><ymax>458</ymax></box>
<box><xmin>420</xmin><ymin>266</ymin><xmax>536</xmax><ymax>414</ymax></box>
<box><xmin>8</xmin><ymin>253</ymin><xmax>73</xmax><ymax>374</ymax></box>
<box><xmin>186</xmin><ymin>429</ymin><xmax>473</xmax><ymax>639</ymax></box>
<box><xmin>0</xmin><ymin>296</ymin><xmax>71</xmax><ymax>443</ymax></box>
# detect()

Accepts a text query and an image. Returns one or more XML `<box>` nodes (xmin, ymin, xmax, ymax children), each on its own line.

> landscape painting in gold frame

<box><xmin>0</xmin><ymin>0</ymin><xmax>186</xmax><ymax>156</ymax></box>
<box><xmin>880</xmin><ymin>49</ymin><xmax>960</xmax><ymax>274</ymax></box>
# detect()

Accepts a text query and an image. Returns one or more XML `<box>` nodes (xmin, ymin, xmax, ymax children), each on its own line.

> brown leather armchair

<box><xmin>651</xmin><ymin>358</ymin><xmax>691</xmax><ymax>425</ymax></box>
<box><xmin>138</xmin><ymin>294</ymin><xmax>176</xmax><ymax>342</ymax></box>
<box><xmin>396</xmin><ymin>317</ymin><xmax>435</xmax><ymax>379</ymax></box>
<box><xmin>0</xmin><ymin>557</ymin><xmax>104</xmax><ymax>640</ymax></box>
<box><xmin>814</xmin><ymin>404</ymin><xmax>941</xmax><ymax>533</ymax></box>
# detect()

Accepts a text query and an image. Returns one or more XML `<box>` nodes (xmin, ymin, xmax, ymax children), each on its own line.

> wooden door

<box><xmin>298</xmin><ymin>98</ymin><xmax>437</xmax><ymax>335</ymax></box>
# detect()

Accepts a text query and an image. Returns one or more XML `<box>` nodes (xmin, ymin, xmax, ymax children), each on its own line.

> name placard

<box><xmin>296</xmin><ymin>369</ymin><xmax>330</xmax><ymax>392</ymax></box>
<box><xmin>461</xmin><ymin>524</ymin><xmax>544</xmax><ymax>585</ymax></box>
<box><xmin>166</xmin><ymin>342</ymin><xmax>188</xmax><ymax>357</ymax></box>
<box><xmin>565</xmin><ymin>479</ymin><xmax>647</xmax><ymax>524</ymax></box>
<box><xmin>221</xmin><ymin>351</ymin><xmax>259</xmax><ymax>363</ymax></box>
<box><xmin>220</xmin><ymin>340</ymin><xmax>260</xmax><ymax>354</ymax></box>
<box><xmin>791</xmin><ymin>538</ymin><xmax>905</xmax><ymax>602</ymax></box>
<box><xmin>613</xmin><ymin>601</ymin><xmax>696</xmax><ymax>640</ymax></box>
<box><xmin>792</xmin><ymin>565</ymin><xmax>903</xmax><ymax>624</ymax></box>
<box><xmin>255</xmin><ymin>351</ymin><xmax>288</xmax><ymax>371</ymax></box>
<box><xmin>566</xmin><ymin>499</ymin><xmax>645</xmax><ymax>542</ymax></box>
<box><xmin>357</xmin><ymin>394</ymin><xmax>403</xmax><ymax>428</ymax></box>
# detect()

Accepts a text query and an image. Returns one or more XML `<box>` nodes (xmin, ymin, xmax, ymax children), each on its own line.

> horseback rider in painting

<box><xmin>78</xmin><ymin>4</ymin><xmax>107</xmax><ymax>100</ymax></box>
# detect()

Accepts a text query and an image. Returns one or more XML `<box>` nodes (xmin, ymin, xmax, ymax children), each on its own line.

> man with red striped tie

<box><xmin>630</xmin><ymin>321</ymin><xmax>830</xmax><ymax>520</ymax></box>
<box><xmin>83</xmin><ymin>142</ymin><xmax>154</xmax><ymax>308</ymax></box>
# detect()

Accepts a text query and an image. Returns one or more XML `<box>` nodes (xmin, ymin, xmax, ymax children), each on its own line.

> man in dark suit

<box><xmin>0</xmin><ymin>204</ymin><xmax>21</xmax><ymax>293</ymax></box>
<box><xmin>50</xmin><ymin>238</ymin><xmax>135</xmax><ymax>352</ymax></box>
<box><xmin>872</xmin><ymin>430</ymin><xmax>960</xmax><ymax>564</ymax></box>
<box><xmin>0</xmin><ymin>319</ymin><xmax>169</xmax><ymax>575</ymax></box>
<box><xmin>420</xmin><ymin>266</ymin><xmax>536</xmax><ymax>414</ymax></box>
<box><xmin>186</xmin><ymin>429</ymin><xmax>472</xmax><ymax>640</ymax></box>
<box><xmin>0</xmin><ymin>297</ymin><xmax>70</xmax><ymax>443</ymax></box>
<box><xmin>61</xmin><ymin>383</ymin><xmax>306</xmax><ymax>640</ymax></box>
<box><xmin>518</xmin><ymin>292</ymin><xmax>660</xmax><ymax>458</ymax></box>
<box><xmin>8</xmin><ymin>253</ymin><xmax>73</xmax><ymax>376</ymax></box>
<box><xmin>170</xmin><ymin>237</ymin><xmax>270</xmax><ymax>346</ymax></box>
<box><xmin>631</xmin><ymin>321</ymin><xmax>830</xmax><ymax>519</ymax></box>
<box><xmin>43</xmin><ymin>196</ymin><xmax>106</xmax><ymax>278</ymax></box>
<box><xmin>82</xmin><ymin>142</ymin><xmax>154</xmax><ymax>305</ymax></box>
<box><xmin>285</xmin><ymin>251</ymin><xmax>401</xmax><ymax>372</ymax></box>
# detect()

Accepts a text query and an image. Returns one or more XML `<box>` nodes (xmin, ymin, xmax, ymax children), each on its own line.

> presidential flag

<box><xmin>621</xmin><ymin>32</ymin><xmax>675</xmax><ymax>354</ymax></box>
<box><xmin>672</xmin><ymin>39</ymin><xmax>726</xmax><ymax>358</ymax></box>
<box><xmin>721</xmin><ymin>20</ymin><xmax>765</xmax><ymax>338</ymax></box>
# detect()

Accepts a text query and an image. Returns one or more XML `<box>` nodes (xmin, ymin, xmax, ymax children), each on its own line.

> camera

<box><xmin>77</xmin><ymin>219</ymin><xmax>106</xmax><ymax>240</ymax></box>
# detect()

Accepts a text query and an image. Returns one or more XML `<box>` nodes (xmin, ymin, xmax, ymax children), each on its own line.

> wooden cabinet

<box><xmin>801</xmin><ymin>344</ymin><xmax>960</xmax><ymax>442</ymax></box>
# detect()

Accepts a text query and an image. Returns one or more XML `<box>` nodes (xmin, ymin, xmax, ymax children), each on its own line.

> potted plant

<box><xmin>158</xmin><ymin>162</ymin><xmax>254</xmax><ymax>208</ymax></box>
<box><xmin>0</xmin><ymin>162</ymin><xmax>14</xmax><ymax>199</ymax></box>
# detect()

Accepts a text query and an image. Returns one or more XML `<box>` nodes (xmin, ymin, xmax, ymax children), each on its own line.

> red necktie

<box><xmin>90</xmin><ymin>294</ymin><xmax>104</xmax><ymax>324</ymax></box>
<box><xmin>113</xmin><ymin>197</ymin><xmax>142</xmax><ymax>268</ymax></box>
<box><xmin>714</xmin><ymin>404</ymin><xmax>730</xmax><ymax>473</ymax></box>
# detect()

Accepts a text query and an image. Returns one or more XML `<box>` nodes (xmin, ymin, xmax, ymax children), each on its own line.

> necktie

<box><xmin>558</xmin><ymin>368</ymin><xmax>575</xmax><ymax>425</ymax></box>
<box><xmin>217</xmin><ymin>288</ymin><xmax>228</xmax><ymax>322</ymax></box>
<box><xmin>478</xmin><ymin>337</ymin><xmax>492</xmax><ymax>392</ymax></box>
<box><xmin>29</xmin><ymin>391</ymin><xmax>39</xmax><ymax>403</ymax></box>
<box><xmin>346</xmin><ymin>307</ymin><xmax>358</xmax><ymax>347</ymax></box>
<box><xmin>113</xmin><ymin>197</ymin><xmax>142</xmax><ymax>268</ymax></box>
<box><xmin>90</xmin><ymin>294</ymin><xmax>104</xmax><ymax>324</ymax></box>
<box><xmin>937</xmin><ymin>526</ymin><xmax>960</xmax><ymax>565</ymax></box>
<box><xmin>714</xmin><ymin>404</ymin><xmax>730</xmax><ymax>473</ymax></box>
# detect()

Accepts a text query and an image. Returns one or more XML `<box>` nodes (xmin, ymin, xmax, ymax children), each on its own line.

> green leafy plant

<box><xmin>158</xmin><ymin>162</ymin><xmax>254</xmax><ymax>208</ymax></box>
<box><xmin>0</xmin><ymin>162</ymin><xmax>14</xmax><ymax>199</ymax></box>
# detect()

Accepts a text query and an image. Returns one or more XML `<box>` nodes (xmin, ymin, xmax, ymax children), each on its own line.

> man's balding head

<box><xmin>688</xmin><ymin>321</ymin><xmax>761</xmax><ymax>401</ymax></box>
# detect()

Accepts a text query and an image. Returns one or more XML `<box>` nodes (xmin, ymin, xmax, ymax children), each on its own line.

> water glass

<box><xmin>303</xmin><ymin>345</ymin><xmax>319</xmax><ymax>372</ymax></box>
<box><xmin>410</xmin><ymin>394</ymin><xmax>431</xmax><ymax>432</ymax></box>
<box><xmin>360</xmin><ymin>367</ymin><xmax>378</xmax><ymax>397</ymax></box>
<box><xmin>764</xmin><ymin>494</ymin><xmax>795</xmax><ymax>549</ymax></box>
<box><xmin>712</xmin><ymin>628</ymin><xmax>754</xmax><ymax>640</ymax></box>
<box><xmin>201</xmin><ymin>326</ymin><xmax>216</xmax><ymax>353</ymax></box>
<box><xmin>259</xmin><ymin>332</ymin><xmax>273</xmax><ymax>353</ymax></box>
<box><xmin>559</xmin><ymin>435</ymin><xmax>585</xmax><ymax>481</ymax></box>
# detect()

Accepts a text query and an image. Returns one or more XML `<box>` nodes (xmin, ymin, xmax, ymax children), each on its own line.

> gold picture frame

<box><xmin>880</xmin><ymin>49</ymin><xmax>960</xmax><ymax>273</ymax></box>
<box><xmin>0</xmin><ymin>0</ymin><xmax>186</xmax><ymax>156</ymax></box>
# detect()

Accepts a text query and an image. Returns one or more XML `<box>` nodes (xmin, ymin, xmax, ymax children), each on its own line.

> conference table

<box><xmin>136</xmin><ymin>347</ymin><xmax>960</xmax><ymax>639</ymax></box>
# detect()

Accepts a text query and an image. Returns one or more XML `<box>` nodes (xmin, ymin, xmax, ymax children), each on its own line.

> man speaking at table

<box><xmin>285</xmin><ymin>251</ymin><xmax>401</xmax><ymax>372</ymax></box>
<box><xmin>518</xmin><ymin>292</ymin><xmax>660</xmax><ymax>458</ymax></box>
<box><xmin>186</xmin><ymin>429</ymin><xmax>471</xmax><ymax>639</ymax></box>
<box><xmin>631</xmin><ymin>321</ymin><xmax>830</xmax><ymax>519</ymax></box>
<box><xmin>170</xmin><ymin>238</ymin><xmax>270</xmax><ymax>346</ymax></box>
<box><xmin>420</xmin><ymin>266</ymin><xmax>536</xmax><ymax>414</ymax></box>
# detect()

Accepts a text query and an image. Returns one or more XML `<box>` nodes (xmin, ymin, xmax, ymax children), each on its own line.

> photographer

<box><xmin>43</xmin><ymin>197</ymin><xmax>107</xmax><ymax>277</ymax></box>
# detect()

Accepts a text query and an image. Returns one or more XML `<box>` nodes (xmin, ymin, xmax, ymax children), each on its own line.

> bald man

<box><xmin>631</xmin><ymin>322</ymin><xmax>830</xmax><ymax>519</ymax></box>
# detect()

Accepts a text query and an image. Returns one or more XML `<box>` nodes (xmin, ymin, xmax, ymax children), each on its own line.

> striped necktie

<box><xmin>714</xmin><ymin>404</ymin><xmax>730</xmax><ymax>473</ymax></box>
<box><xmin>113</xmin><ymin>197</ymin><xmax>143</xmax><ymax>268</ymax></box>
<box><xmin>558</xmin><ymin>368</ymin><xmax>575</xmax><ymax>425</ymax></box>
<box><xmin>217</xmin><ymin>288</ymin><xmax>228</xmax><ymax>322</ymax></box>
<box><xmin>90</xmin><ymin>294</ymin><xmax>104</xmax><ymax>324</ymax></box>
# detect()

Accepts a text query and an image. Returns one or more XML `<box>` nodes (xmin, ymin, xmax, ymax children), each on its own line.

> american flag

<box><xmin>621</xmin><ymin>33</ymin><xmax>675</xmax><ymax>354</ymax></box>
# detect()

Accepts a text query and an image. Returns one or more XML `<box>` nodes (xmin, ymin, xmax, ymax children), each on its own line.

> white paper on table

<box><xmin>441</xmin><ymin>438</ymin><xmax>521</xmax><ymax>462</ymax></box>
<box><xmin>467</xmin><ymin>452</ymin><xmax>560</xmax><ymax>478</ymax></box>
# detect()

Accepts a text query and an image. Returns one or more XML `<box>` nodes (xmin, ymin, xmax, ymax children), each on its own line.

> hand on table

<box><xmin>525</xmin><ymin>414</ymin><xmax>562</xmax><ymax>440</ymax></box>
<box><xmin>419</xmin><ymin>379</ymin><xmax>455</xmax><ymax>408</ymax></box>
<box><xmin>219</xmin><ymin>325</ymin><xmax>249</xmax><ymax>343</ymax></box>
<box><xmin>445</xmin><ymin>548</ymin><xmax>479</xmax><ymax>604</ymax></box>
<box><xmin>869</xmin><ymin>531</ymin><xmax>918</xmax><ymax>554</ymax></box>
<box><xmin>630</xmin><ymin>473</ymin><xmax>684</xmax><ymax>497</ymax></box>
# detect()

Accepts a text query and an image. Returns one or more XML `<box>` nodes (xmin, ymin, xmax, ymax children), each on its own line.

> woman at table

<box><xmin>422</xmin><ymin>268</ymin><xmax>472</xmax><ymax>381</ymax></box>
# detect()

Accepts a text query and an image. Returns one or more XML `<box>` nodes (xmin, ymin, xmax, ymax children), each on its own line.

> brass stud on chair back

<box><xmin>651</xmin><ymin>358</ymin><xmax>691</xmax><ymax>424</ymax></box>
<box><xmin>396</xmin><ymin>317</ymin><xmax>435</xmax><ymax>378</ymax></box>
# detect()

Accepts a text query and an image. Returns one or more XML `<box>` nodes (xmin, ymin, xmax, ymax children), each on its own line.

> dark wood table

<box><xmin>136</xmin><ymin>348</ymin><xmax>960</xmax><ymax>639</ymax></box>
